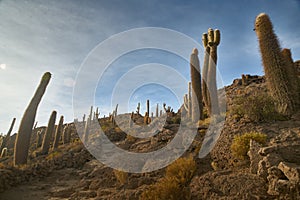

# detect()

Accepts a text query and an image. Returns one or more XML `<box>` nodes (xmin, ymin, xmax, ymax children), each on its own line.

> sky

<box><xmin>0</xmin><ymin>0</ymin><xmax>300</xmax><ymax>134</ymax></box>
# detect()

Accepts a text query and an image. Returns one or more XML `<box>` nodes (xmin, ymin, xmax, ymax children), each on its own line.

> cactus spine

<box><xmin>53</xmin><ymin>115</ymin><xmax>64</xmax><ymax>149</ymax></box>
<box><xmin>190</xmin><ymin>48</ymin><xmax>204</xmax><ymax>122</ymax></box>
<box><xmin>255</xmin><ymin>13</ymin><xmax>297</xmax><ymax>115</ymax></box>
<box><xmin>0</xmin><ymin>118</ymin><xmax>16</xmax><ymax>153</ymax></box>
<box><xmin>40</xmin><ymin>111</ymin><xmax>57</xmax><ymax>155</ymax></box>
<box><xmin>14</xmin><ymin>72</ymin><xmax>51</xmax><ymax>165</ymax></box>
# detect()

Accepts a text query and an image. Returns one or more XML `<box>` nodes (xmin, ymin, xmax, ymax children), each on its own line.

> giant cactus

<box><xmin>53</xmin><ymin>115</ymin><xmax>64</xmax><ymax>149</ymax></box>
<box><xmin>206</xmin><ymin>28</ymin><xmax>220</xmax><ymax>116</ymax></box>
<box><xmin>0</xmin><ymin>118</ymin><xmax>16</xmax><ymax>153</ymax></box>
<box><xmin>201</xmin><ymin>33</ymin><xmax>211</xmax><ymax>115</ymax></box>
<box><xmin>190</xmin><ymin>48</ymin><xmax>204</xmax><ymax>122</ymax></box>
<box><xmin>281</xmin><ymin>48</ymin><xmax>300</xmax><ymax>108</ymax></box>
<box><xmin>255</xmin><ymin>13</ymin><xmax>296</xmax><ymax>115</ymax></box>
<box><xmin>40</xmin><ymin>111</ymin><xmax>57</xmax><ymax>155</ymax></box>
<box><xmin>14</xmin><ymin>72</ymin><xmax>51</xmax><ymax>166</ymax></box>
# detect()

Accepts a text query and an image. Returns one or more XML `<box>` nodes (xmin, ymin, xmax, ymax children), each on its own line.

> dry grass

<box><xmin>231</xmin><ymin>131</ymin><xmax>267</xmax><ymax>160</ymax></box>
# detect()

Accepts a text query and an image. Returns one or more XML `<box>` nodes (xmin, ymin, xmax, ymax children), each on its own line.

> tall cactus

<box><xmin>254</xmin><ymin>13</ymin><xmax>296</xmax><ymax>115</ymax></box>
<box><xmin>136</xmin><ymin>102</ymin><xmax>140</xmax><ymax>115</ymax></box>
<box><xmin>53</xmin><ymin>115</ymin><xmax>64</xmax><ymax>150</ymax></box>
<box><xmin>190</xmin><ymin>48</ymin><xmax>203</xmax><ymax>122</ymax></box>
<box><xmin>40</xmin><ymin>111</ymin><xmax>57</xmax><ymax>155</ymax></box>
<box><xmin>155</xmin><ymin>103</ymin><xmax>159</xmax><ymax>118</ymax></box>
<box><xmin>281</xmin><ymin>48</ymin><xmax>300</xmax><ymax>107</ymax></box>
<box><xmin>0</xmin><ymin>118</ymin><xmax>16</xmax><ymax>153</ymax></box>
<box><xmin>62</xmin><ymin>125</ymin><xmax>71</xmax><ymax>144</ymax></box>
<box><xmin>83</xmin><ymin>118</ymin><xmax>90</xmax><ymax>144</ymax></box>
<box><xmin>14</xmin><ymin>72</ymin><xmax>51</xmax><ymax>166</ymax></box>
<box><xmin>206</xmin><ymin>28</ymin><xmax>220</xmax><ymax>116</ymax></box>
<box><xmin>202</xmin><ymin>33</ymin><xmax>211</xmax><ymax>115</ymax></box>
<box><xmin>146</xmin><ymin>100</ymin><xmax>150</xmax><ymax>116</ymax></box>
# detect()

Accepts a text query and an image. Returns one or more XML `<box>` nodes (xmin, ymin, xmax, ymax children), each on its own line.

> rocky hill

<box><xmin>0</xmin><ymin>74</ymin><xmax>299</xmax><ymax>200</ymax></box>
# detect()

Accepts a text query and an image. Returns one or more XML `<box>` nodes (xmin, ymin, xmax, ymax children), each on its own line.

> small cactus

<box><xmin>0</xmin><ymin>118</ymin><xmax>16</xmax><ymax>153</ymax></box>
<box><xmin>241</xmin><ymin>74</ymin><xmax>248</xmax><ymax>86</ymax></box>
<box><xmin>255</xmin><ymin>13</ymin><xmax>297</xmax><ymax>115</ymax></box>
<box><xmin>89</xmin><ymin>106</ymin><xmax>93</xmax><ymax>125</ymax></box>
<box><xmin>129</xmin><ymin>112</ymin><xmax>134</xmax><ymax>128</ymax></box>
<box><xmin>136</xmin><ymin>102</ymin><xmax>140</xmax><ymax>115</ymax></box>
<box><xmin>53</xmin><ymin>115</ymin><xmax>64</xmax><ymax>149</ymax></box>
<box><xmin>190</xmin><ymin>48</ymin><xmax>204</xmax><ymax>122</ymax></box>
<box><xmin>14</xmin><ymin>72</ymin><xmax>51</xmax><ymax>165</ymax></box>
<box><xmin>144</xmin><ymin>112</ymin><xmax>150</xmax><ymax>125</ymax></box>
<box><xmin>146</xmin><ymin>100</ymin><xmax>150</xmax><ymax>116</ymax></box>
<box><xmin>83</xmin><ymin>117</ymin><xmax>90</xmax><ymax>143</ymax></box>
<box><xmin>62</xmin><ymin>125</ymin><xmax>71</xmax><ymax>144</ymax></box>
<box><xmin>40</xmin><ymin>111</ymin><xmax>57</xmax><ymax>155</ymax></box>
<box><xmin>36</xmin><ymin>129</ymin><xmax>43</xmax><ymax>148</ymax></box>
<box><xmin>155</xmin><ymin>103</ymin><xmax>159</xmax><ymax>118</ymax></box>
<box><xmin>0</xmin><ymin>147</ymin><xmax>7</xmax><ymax>158</ymax></box>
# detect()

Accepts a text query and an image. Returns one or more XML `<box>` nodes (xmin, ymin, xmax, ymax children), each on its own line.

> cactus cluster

<box><xmin>254</xmin><ymin>13</ymin><xmax>300</xmax><ymax>115</ymax></box>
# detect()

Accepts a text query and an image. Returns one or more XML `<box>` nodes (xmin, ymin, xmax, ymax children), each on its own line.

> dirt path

<box><xmin>0</xmin><ymin>168</ymin><xmax>81</xmax><ymax>200</ymax></box>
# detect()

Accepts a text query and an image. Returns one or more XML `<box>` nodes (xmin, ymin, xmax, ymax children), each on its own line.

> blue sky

<box><xmin>0</xmin><ymin>0</ymin><xmax>300</xmax><ymax>133</ymax></box>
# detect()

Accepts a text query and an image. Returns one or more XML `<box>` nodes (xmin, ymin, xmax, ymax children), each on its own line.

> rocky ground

<box><xmin>0</xmin><ymin>75</ymin><xmax>299</xmax><ymax>199</ymax></box>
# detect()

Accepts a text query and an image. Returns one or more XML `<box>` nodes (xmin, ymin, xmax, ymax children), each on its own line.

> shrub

<box><xmin>231</xmin><ymin>132</ymin><xmax>267</xmax><ymax>160</ymax></box>
<box><xmin>140</xmin><ymin>176</ymin><xmax>190</xmax><ymax>200</ymax></box>
<box><xmin>113</xmin><ymin>169</ymin><xmax>128</xmax><ymax>185</ymax></box>
<box><xmin>165</xmin><ymin>156</ymin><xmax>196</xmax><ymax>186</ymax></box>
<box><xmin>140</xmin><ymin>156</ymin><xmax>196</xmax><ymax>200</ymax></box>
<box><xmin>45</xmin><ymin>151</ymin><xmax>63</xmax><ymax>160</ymax></box>
<box><xmin>231</xmin><ymin>92</ymin><xmax>287</xmax><ymax>122</ymax></box>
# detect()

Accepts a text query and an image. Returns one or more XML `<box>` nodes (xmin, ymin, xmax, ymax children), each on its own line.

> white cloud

<box><xmin>63</xmin><ymin>77</ymin><xmax>75</xmax><ymax>87</ymax></box>
<box><xmin>0</xmin><ymin>64</ymin><xmax>6</xmax><ymax>70</ymax></box>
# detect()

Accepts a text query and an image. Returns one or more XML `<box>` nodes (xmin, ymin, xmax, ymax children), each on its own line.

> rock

<box><xmin>278</xmin><ymin>162</ymin><xmax>300</xmax><ymax>183</ymax></box>
<box><xmin>190</xmin><ymin>170</ymin><xmax>269</xmax><ymax>199</ymax></box>
<box><xmin>247</xmin><ymin>139</ymin><xmax>263</xmax><ymax>174</ymax></box>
